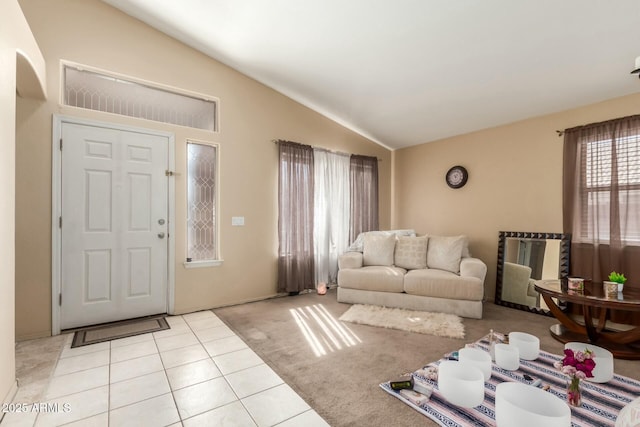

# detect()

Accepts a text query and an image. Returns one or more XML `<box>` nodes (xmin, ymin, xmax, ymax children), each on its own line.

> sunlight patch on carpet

<box><xmin>339</xmin><ymin>304</ymin><xmax>465</xmax><ymax>339</ymax></box>
<box><xmin>290</xmin><ymin>304</ymin><xmax>362</xmax><ymax>357</ymax></box>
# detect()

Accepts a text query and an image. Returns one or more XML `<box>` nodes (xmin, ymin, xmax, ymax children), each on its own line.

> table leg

<box><xmin>583</xmin><ymin>305</ymin><xmax>607</xmax><ymax>343</ymax></box>
<box><xmin>541</xmin><ymin>294</ymin><xmax>585</xmax><ymax>335</ymax></box>
<box><xmin>542</xmin><ymin>294</ymin><xmax>640</xmax><ymax>358</ymax></box>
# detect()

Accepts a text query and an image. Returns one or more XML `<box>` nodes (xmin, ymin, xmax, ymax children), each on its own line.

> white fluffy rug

<box><xmin>339</xmin><ymin>304</ymin><xmax>465</xmax><ymax>339</ymax></box>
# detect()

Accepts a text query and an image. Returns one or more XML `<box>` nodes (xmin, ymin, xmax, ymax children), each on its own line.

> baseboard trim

<box><xmin>16</xmin><ymin>330</ymin><xmax>53</xmax><ymax>341</ymax></box>
<box><xmin>174</xmin><ymin>293</ymin><xmax>282</xmax><ymax>315</ymax></box>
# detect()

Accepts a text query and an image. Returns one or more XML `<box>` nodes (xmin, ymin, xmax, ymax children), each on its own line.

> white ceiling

<box><xmin>102</xmin><ymin>0</ymin><xmax>640</xmax><ymax>150</ymax></box>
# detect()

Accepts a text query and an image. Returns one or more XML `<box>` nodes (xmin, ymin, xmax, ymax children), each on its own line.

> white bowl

<box><xmin>495</xmin><ymin>343</ymin><xmax>519</xmax><ymax>371</ymax></box>
<box><xmin>495</xmin><ymin>382</ymin><xmax>571</xmax><ymax>427</ymax></box>
<box><xmin>617</xmin><ymin>396</ymin><xmax>640</xmax><ymax>427</ymax></box>
<box><xmin>509</xmin><ymin>332</ymin><xmax>540</xmax><ymax>360</ymax></box>
<box><xmin>564</xmin><ymin>342</ymin><xmax>614</xmax><ymax>383</ymax></box>
<box><xmin>458</xmin><ymin>347</ymin><xmax>492</xmax><ymax>381</ymax></box>
<box><xmin>437</xmin><ymin>361</ymin><xmax>485</xmax><ymax>408</ymax></box>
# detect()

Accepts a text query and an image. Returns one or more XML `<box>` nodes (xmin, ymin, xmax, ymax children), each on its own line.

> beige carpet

<box><xmin>339</xmin><ymin>304</ymin><xmax>465</xmax><ymax>339</ymax></box>
<box><xmin>214</xmin><ymin>290</ymin><xmax>640</xmax><ymax>427</ymax></box>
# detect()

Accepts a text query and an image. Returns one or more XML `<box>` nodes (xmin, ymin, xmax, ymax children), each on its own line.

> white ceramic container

<box><xmin>437</xmin><ymin>361</ymin><xmax>485</xmax><ymax>408</ymax></box>
<box><xmin>495</xmin><ymin>382</ymin><xmax>571</xmax><ymax>427</ymax></box>
<box><xmin>495</xmin><ymin>344</ymin><xmax>519</xmax><ymax>371</ymax></box>
<box><xmin>564</xmin><ymin>342</ymin><xmax>614</xmax><ymax>383</ymax></box>
<box><xmin>458</xmin><ymin>347</ymin><xmax>492</xmax><ymax>381</ymax></box>
<box><xmin>509</xmin><ymin>332</ymin><xmax>540</xmax><ymax>360</ymax></box>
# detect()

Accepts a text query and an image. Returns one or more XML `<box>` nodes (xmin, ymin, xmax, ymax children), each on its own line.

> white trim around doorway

<box><xmin>51</xmin><ymin>115</ymin><xmax>176</xmax><ymax>335</ymax></box>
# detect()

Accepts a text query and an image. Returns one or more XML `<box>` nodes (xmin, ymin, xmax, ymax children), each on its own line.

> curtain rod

<box><xmin>556</xmin><ymin>130</ymin><xmax>564</xmax><ymax>137</ymax></box>
<box><xmin>272</xmin><ymin>139</ymin><xmax>382</xmax><ymax>161</ymax></box>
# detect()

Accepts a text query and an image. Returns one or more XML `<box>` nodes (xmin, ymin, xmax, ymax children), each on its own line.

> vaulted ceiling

<box><xmin>102</xmin><ymin>0</ymin><xmax>640</xmax><ymax>149</ymax></box>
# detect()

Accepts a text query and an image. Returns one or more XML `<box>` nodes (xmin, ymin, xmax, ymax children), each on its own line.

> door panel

<box><xmin>84</xmin><ymin>249</ymin><xmax>111</xmax><ymax>302</ymax></box>
<box><xmin>61</xmin><ymin>123</ymin><xmax>168</xmax><ymax>329</ymax></box>
<box><xmin>86</xmin><ymin>170</ymin><xmax>112</xmax><ymax>231</ymax></box>
<box><xmin>129</xmin><ymin>173</ymin><xmax>152</xmax><ymax>231</ymax></box>
<box><xmin>128</xmin><ymin>248</ymin><xmax>151</xmax><ymax>297</ymax></box>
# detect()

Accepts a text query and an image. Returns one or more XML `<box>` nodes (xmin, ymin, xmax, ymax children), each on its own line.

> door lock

<box><xmin>158</xmin><ymin>219</ymin><xmax>165</xmax><ymax>225</ymax></box>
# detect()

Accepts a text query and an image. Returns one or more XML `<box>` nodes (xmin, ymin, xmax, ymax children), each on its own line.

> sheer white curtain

<box><xmin>313</xmin><ymin>150</ymin><xmax>351</xmax><ymax>285</ymax></box>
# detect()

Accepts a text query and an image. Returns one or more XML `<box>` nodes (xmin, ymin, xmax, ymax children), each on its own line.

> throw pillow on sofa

<box><xmin>426</xmin><ymin>235</ymin><xmax>467</xmax><ymax>274</ymax></box>
<box><xmin>394</xmin><ymin>235</ymin><xmax>428</xmax><ymax>269</ymax></box>
<box><xmin>363</xmin><ymin>233</ymin><xmax>396</xmax><ymax>266</ymax></box>
<box><xmin>348</xmin><ymin>229</ymin><xmax>416</xmax><ymax>252</ymax></box>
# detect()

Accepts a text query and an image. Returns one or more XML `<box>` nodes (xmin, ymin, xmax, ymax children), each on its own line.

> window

<box><xmin>276</xmin><ymin>140</ymin><xmax>379</xmax><ymax>291</ymax></box>
<box><xmin>186</xmin><ymin>141</ymin><xmax>219</xmax><ymax>266</ymax></box>
<box><xmin>63</xmin><ymin>64</ymin><xmax>218</xmax><ymax>131</ymax></box>
<box><xmin>564</xmin><ymin>115</ymin><xmax>640</xmax><ymax>309</ymax></box>
<box><xmin>580</xmin><ymin>132</ymin><xmax>640</xmax><ymax>243</ymax></box>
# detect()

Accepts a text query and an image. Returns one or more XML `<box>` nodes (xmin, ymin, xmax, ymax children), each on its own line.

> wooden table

<box><xmin>535</xmin><ymin>280</ymin><xmax>640</xmax><ymax>359</ymax></box>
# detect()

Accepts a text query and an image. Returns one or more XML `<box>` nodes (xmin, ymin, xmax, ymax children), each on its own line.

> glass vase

<box><xmin>566</xmin><ymin>377</ymin><xmax>582</xmax><ymax>407</ymax></box>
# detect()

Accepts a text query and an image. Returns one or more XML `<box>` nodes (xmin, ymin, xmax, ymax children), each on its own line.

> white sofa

<box><xmin>337</xmin><ymin>233</ymin><xmax>487</xmax><ymax>319</ymax></box>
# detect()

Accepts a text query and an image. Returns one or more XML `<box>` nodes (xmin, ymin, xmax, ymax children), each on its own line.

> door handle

<box><xmin>157</xmin><ymin>232</ymin><xmax>165</xmax><ymax>239</ymax></box>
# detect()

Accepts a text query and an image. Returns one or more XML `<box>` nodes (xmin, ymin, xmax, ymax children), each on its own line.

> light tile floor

<box><xmin>2</xmin><ymin>311</ymin><xmax>329</xmax><ymax>427</ymax></box>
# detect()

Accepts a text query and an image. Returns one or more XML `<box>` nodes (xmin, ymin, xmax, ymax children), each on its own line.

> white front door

<box><xmin>60</xmin><ymin>122</ymin><xmax>169</xmax><ymax>329</ymax></box>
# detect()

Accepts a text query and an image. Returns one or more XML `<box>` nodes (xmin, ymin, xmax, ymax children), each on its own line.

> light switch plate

<box><xmin>232</xmin><ymin>216</ymin><xmax>245</xmax><ymax>226</ymax></box>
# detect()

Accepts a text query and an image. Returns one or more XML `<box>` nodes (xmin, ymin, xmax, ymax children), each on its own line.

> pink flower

<box><xmin>563</xmin><ymin>349</ymin><xmax>577</xmax><ymax>366</ymax></box>
<box><xmin>558</xmin><ymin>347</ymin><xmax>596</xmax><ymax>379</ymax></box>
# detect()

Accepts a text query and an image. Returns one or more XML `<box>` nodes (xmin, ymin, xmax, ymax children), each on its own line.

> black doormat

<box><xmin>71</xmin><ymin>316</ymin><xmax>170</xmax><ymax>348</ymax></box>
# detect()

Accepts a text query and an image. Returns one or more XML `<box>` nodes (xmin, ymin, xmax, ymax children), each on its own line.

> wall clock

<box><xmin>446</xmin><ymin>166</ymin><xmax>468</xmax><ymax>189</ymax></box>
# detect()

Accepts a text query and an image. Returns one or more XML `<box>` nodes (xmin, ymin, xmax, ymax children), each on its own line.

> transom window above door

<box><xmin>62</xmin><ymin>63</ymin><xmax>218</xmax><ymax>131</ymax></box>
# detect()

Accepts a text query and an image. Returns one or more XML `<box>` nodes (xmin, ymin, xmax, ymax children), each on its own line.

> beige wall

<box><xmin>1</xmin><ymin>0</ymin><xmax>46</xmax><ymax>410</ymax></box>
<box><xmin>15</xmin><ymin>0</ymin><xmax>391</xmax><ymax>339</ymax></box>
<box><xmin>392</xmin><ymin>92</ymin><xmax>640</xmax><ymax>302</ymax></box>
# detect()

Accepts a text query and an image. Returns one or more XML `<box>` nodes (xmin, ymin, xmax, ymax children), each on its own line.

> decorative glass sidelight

<box><xmin>187</xmin><ymin>142</ymin><xmax>218</xmax><ymax>261</ymax></box>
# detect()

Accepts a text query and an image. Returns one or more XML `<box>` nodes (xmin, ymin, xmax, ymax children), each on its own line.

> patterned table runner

<box><xmin>380</xmin><ymin>336</ymin><xmax>640</xmax><ymax>426</ymax></box>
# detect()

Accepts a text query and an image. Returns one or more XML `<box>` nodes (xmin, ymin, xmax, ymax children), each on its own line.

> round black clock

<box><xmin>446</xmin><ymin>166</ymin><xmax>468</xmax><ymax>189</ymax></box>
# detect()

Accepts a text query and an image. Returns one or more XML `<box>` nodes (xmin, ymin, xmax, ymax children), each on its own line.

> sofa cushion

<box><xmin>338</xmin><ymin>266</ymin><xmax>406</xmax><ymax>293</ymax></box>
<box><xmin>426</xmin><ymin>235</ymin><xmax>466</xmax><ymax>273</ymax></box>
<box><xmin>348</xmin><ymin>229</ymin><xmax>416</xmax><ymax>252</ymax></box>
<box><xmin>363</xmin><ymin>234</ymin><xmax>396</xmax><ymax>266</ymax></box>
<box><xmin>394</xmin><ymin>235</ymin><xmax>428</xmax><ymax>270</ymax></box>
<box><xmin>338</xmin><ymin>252</ymin><xmax>363</xmax><ymax>269</ymax></box>
<box><xmin>404</xmin><ymin>269</ymin><xmax>484</xmax><ymax>301</ymax></box>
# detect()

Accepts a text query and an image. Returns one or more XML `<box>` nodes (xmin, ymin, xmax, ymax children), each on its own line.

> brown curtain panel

<box><xmin>563</xmin><ymin>116</ymin><xmax>640</xmax><ymax>323</ymax></box>
<box><xmin>277</xmin><ymin>141</ymin><xmax>315</xmax><ymax>293</ymax></box>
<box><xmin>349</xmin><ymin>155</ymin><xmax>379</xmax><ymax>244</ymax></box>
